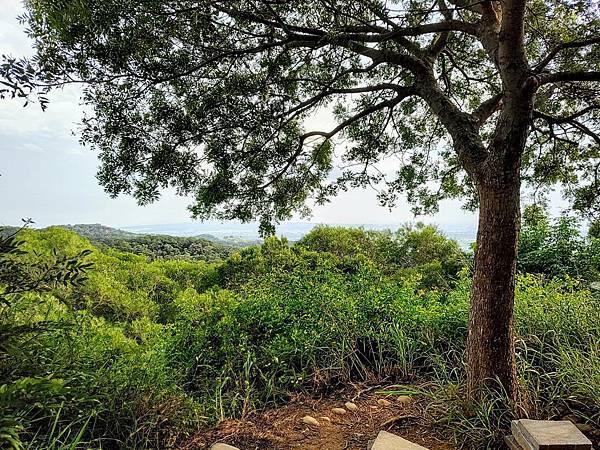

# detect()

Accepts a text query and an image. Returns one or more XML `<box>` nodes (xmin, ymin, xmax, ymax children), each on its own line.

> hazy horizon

<box><xmin>1</xmin><ymin>220</ymin><xmax>479</xmax><ymax>249</ymax></box>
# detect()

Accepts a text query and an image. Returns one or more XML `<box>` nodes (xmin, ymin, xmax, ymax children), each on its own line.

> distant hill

<box><xmin>59</xmin><ymin>224</ymin><xmax>239</xmax><ymax>261</ymax></box>
<box><xmin>62</xmin><ymin>223</ymin><xmax>138</xmax><ymax>240</ymax></box>
<box><xmin>216</xmin><ymin>236</ymin><xmax>263</xmax><ymax>246</ymax></box>
<box><xmin>0</xmin><ymin>225</ymin><xmax>20</xmax><ymax>237</ymax></box>
<box><xmin>96</xmin><ymin>234</ymin><xmax>236</xmax><ymax>261</ymax></box>
<box><xmin>192</xmin><ymin>233</ymin><xmax>261</xmax><ymax>246</ymax></box>
<box><xmin>124</xmin><ymin>221</ymin><xmax>477</xmax><ymax>249</ymax></box>
<box><xmin>1</xmin><ymin>223</ymin><xmax>240</xmax><ymax>262</ymax></box>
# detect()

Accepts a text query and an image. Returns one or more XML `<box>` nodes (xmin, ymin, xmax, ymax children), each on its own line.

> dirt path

<box><xmin>182</xmin><ymin>388</ymin><xmax>455</xmax><ymax>450</ymax></box>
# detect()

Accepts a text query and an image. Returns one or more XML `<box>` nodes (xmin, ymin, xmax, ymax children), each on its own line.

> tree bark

<box><xmin>466</xmin><ymin>175</ymin><xmax>521</xmax><ymax>401</ymax></box>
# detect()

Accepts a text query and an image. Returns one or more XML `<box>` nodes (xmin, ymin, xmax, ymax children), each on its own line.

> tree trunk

<box><xmin>466</xmin><ymin>177</ymin><xmax>520</xmax><ymax>401</ymax></box>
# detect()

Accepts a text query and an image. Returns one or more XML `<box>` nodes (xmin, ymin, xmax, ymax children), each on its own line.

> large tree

<box><xmin>2</xmin><ymin>0</ymin><xmax>599</xmax><ymax>400</ymax></box>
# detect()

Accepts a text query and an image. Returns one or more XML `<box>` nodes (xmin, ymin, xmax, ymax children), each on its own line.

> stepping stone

<box><xmin>397</xmin><ymin>395</ymin><xmax>413</xmax><ymax>404</ymax></box>
<box><xmin>370</xmin><ymin>431</ymin><xmax>429</xmax><ymax>450</ymax></box>
<box><xmin>210</xmin><ymin>444</ymin><xmax>239</xmax><ymax>450</ymax></box>
<box><xmin>302</xmin><ymin>415</ymin><xmax>320</xmax><ymax>426</ymax></box>
<box><xmin>345</xmin><ymin>401</ymin><xmax>359</xmax><ymax>411</ymax></box>
<box><xmin>512</xmin><ymin>419</ymin><xmax>592</xmax><ymax>450</ymax></box>
<box><xmin>512</xmin><ymin>422</ymin><xmax>534</xmax><ymax>450</ymax></box>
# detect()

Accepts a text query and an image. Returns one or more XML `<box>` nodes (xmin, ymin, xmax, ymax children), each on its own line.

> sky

<box><xmin>0</xmin><ymin>1</ymin><xmax>556</xmax><ymax>231</ymax></box>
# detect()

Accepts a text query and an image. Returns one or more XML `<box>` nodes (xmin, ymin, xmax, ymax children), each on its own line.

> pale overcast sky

<box><xmin>1</xmin><ymin>1</ymin><xmax>560</xmax><ymax>230</ymax></box>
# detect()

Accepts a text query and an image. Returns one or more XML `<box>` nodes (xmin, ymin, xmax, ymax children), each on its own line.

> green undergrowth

<box><xmin>1</xmin><ymin>225</ymin><xmax>598</xmax><ymax>449</ymax></box>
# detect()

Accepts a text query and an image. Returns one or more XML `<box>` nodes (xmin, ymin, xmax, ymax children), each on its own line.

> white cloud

<box><xmin>0</xmin><ymin>0</ymin><xmax>35</xmax><ymax>56</ymax></box>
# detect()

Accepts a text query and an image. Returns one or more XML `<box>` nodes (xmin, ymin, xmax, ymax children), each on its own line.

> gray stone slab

<box><xmin>512</xmin><ymin>421</ymin><xmax>535</xmax><ymax>450</ymax></box>
<box><xmin>513</xmin><ymin>419</ymin><xmax>592</xmax><ymax>450</ymax></box>
<box><xmin>371</xmin><ymin>431</ymin><xmax>429</xmax><ymax>450</ymax></box>
<box><xmin>210</xmin><ymin>443</ymin><xmax>240</xmax><ymax>450</ymax></box>
<box><xmin>505</xmin><ymin>435</ymin><xmax>525</xmax><ymax>450</ymax></box>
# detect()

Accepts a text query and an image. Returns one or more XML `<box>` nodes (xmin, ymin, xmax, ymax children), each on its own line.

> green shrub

<box><xmin>0</xmin><ymin>228</ymin><xmax>204</xmax><ymax>449</ymax></box>
<box><xmin>518</xmin><ymin>205</ymin><xmax>600</xmax><ymax>281</ymax></box>
<box><xmin>10</xmin><ymin>228</ymin><xmax>219</xmax><ymax>324</ymax></box>
<box><xmin>297</xmin><ymin>224</ymin><xmax>468</xmax><ymax>289</ymax></box>
<box><xmin>1</xmin><ymin>295</ymin><xmax>202</xmax><ymax>449</ymax></box>
<box><xmin>170</xmin><ymin>254</ymin><xmax>471</xmax><ymax>419</ymax></box>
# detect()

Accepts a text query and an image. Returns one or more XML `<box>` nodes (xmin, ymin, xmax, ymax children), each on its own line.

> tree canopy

<box><xmin>2</xmin><ymin>0</ymin><xmax>598</xmax><ymax>233</ymax></box>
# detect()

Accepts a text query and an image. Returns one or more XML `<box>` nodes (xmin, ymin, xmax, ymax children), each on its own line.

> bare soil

<box><xmin>182</xmin><ymin>386</ymin><xmax>455</xmax><ymax>450</ymax></box>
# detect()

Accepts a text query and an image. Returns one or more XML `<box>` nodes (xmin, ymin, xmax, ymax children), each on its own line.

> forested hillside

<box><xmin>1</xmin><ymin>224</ymin><xmax>236</xmax><ymax>262</ymax></box>
<box><xmin>1</xmin><ymin>213</ymin><xmax>599</xmax><ymax>449</ymax></box>
<box><xmin>62</xmin><ymin>224</ymin><xmax>138</xmax><ymax>240</ymax></box>
<box><xmin>92</xmin><ymin>234</ymin><xmax>235</xmax><ymax>262</ymax></box>
<box><xmin>63</xmin><ymin>224</ymin><xmax>237</xmax><ymax>261</ymax></box>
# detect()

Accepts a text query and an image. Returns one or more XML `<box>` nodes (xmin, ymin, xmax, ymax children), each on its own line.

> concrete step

<box><xmin>210</xmin><ymin>443</ymin><xmax>240</xmax><ymax>450</ymax></box>
<box><xmin>511</xmin><ymin>419</ymin><xmax>592</xmax><ymax>450</ymax></box>
<box><xmin>369</xmin><ymin>431</ymin><xmax>429</xmax><ymax>450</ymax></box>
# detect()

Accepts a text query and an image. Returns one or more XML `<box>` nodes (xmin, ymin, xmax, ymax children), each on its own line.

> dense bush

<box><xmin>518</xmin><ymin>205</ymin><xmax>600</xmax><ymax>281</ymax></box>
<box><xmin>169</xmin><ymin>261</ymin><xmax>599</xmax><ymax>429</ymax></box>
<box><xmin>2</xmin><ymin>297</ymin><xmax>201</xmax><ymax>449</ymax></box>
<box><xmin>296</xmin><ymin>223</ymin><xmax>468</xmax><ymax>289</ymax></box>
<box><xmin>95</xmin><ymin>234</ymin><xmax>235</xmax><ymax>262</ymax></box>
<box><xmin>0</xmin><ymin>228</ymin><xmax>214</xmax><ymax>449</ymax></box>
<box><xmin>1</xmin><ymin>224</ymin><xmax>598</xmax><ymax>449</ymax></box>
<box><xmin>170</xmin><ymin>256</ymin><xmax>470</xmax><ymax>420</ymax></box>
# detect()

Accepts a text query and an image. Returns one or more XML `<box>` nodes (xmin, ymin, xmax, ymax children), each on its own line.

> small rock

<box><xmin>319</xmin><ymin>416</ymin><xmax>331</xmax><ymax>424</ymax></box>
<box><xmin>377</xmin><ymin>399</ymin><xmax>392</xmax><ymax>406</ymax></box>
<box><xmin>332</xmin><ymin>407</ymin><xmax>347</xmax><ymax>415</ymax></box>
<box><xmin>397</xmin><ymin>395</ymin><xmax>413</xmax><ymax>404</ymax></box>
<box><xmin>345</xmin><ymin>401</ymin><xmax>359</xmax><ymax>411</ymax></box>
<box><xmin>302</xmin><ymin>415</ymin><xmax>320</xmax><ymax>426</ymax></box>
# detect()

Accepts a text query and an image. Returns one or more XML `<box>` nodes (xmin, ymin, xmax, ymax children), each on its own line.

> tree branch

<box><xmin>534</xmin><ymin>37</ymin><xmax>600</xmax><ymax>73</ymax></box>
<box><xmin>386</xmin><ymin>20</ymin><xmax>479</xmax><ymax>40</ymax></box>
<box><xmin>533</xmin><ymin>109</ymin><xmax>600</xmax><ymax>145</ymax></box>
<box><xmin>498</xmin><ymin>0</ymin><xmax>528</xmax><ymax>90</ymax></box>
<box><xmin>427</xmin><ymin>0</ymin><xmax>454</xmax><ymax>57</ymax></box>
<box><xmin>279</xmin><ymin>82</ymin><xmax>407</xmax><ymax>120</ymax></box>
<box><xmin>539</xmin><ymin>71</ymin><xmax>600</xmax><ymax>85</ymax></box>
<box><xmin>532</xmin><ymin>105</ymin><xmax>599</xmax><ymax>124</ymax></box>
<box><xmin>472</xmin><ymin>92</ymin><xmax>503</xmax><ymax>126</ymax></box>
<box><xmin>261</xmin><ymin>87</ymin><xmax>418</xmax><ymax>190</ymax></box>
